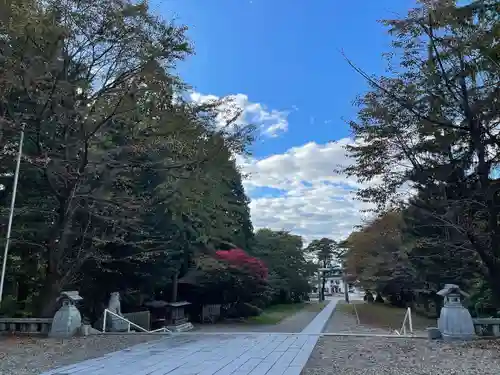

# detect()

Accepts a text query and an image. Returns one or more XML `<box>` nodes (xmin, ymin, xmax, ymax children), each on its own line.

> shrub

<box><xmin>216</xmin><ymin>249</ymin><xmax>268</xmax><ymax>279</ymax></box>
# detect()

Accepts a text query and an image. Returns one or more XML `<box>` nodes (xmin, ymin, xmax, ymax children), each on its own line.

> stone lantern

<box><xmin>49</xmin><ymin>291</ymin><xmax>83</xmax><ymax>338</ymax></box>
<box><xmin>437</xmin><ymin>284</ymin><xmax>475</xmax><ymax>341</ymax></box>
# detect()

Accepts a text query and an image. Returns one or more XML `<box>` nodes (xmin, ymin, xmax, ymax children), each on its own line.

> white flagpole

<box><xmin>0</xmin><ymin>126</ymin><xmax>25</xmax><ymax>304</ymax></box>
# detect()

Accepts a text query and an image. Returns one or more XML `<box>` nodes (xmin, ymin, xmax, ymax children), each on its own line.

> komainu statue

<box><xmin>105</xmin><ymin>292</ymin><xmax>128</xmax><ymax>332</ymax></box>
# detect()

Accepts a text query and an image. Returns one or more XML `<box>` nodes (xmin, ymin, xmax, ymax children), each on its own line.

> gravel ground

<box><xmin>304</xmin><ymin>300</ymin><xmax>500</xmax><ymax>374</ymax></box>
<box><xmin>0</xmin><ymin>334</ymin><xmax>166</xmax><ymax>375</ymax></box>
<box><xmin>0</xmin><ymin>302</ymin><xmax>323</xmax><ymax>374</ymax></box>
<box><xmin>301</xmin><ymin>336</ymin><xmax>500</xmax><ymax>375</ymax></box>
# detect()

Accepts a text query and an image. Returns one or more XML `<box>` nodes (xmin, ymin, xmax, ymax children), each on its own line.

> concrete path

<box><xmin>194</xmin><ymin>301</ymin><xmax>331</xmax><ymax>333</ymax></box>
<box><xmin>40</xmin><ymin>298</ymin><xmax>341</xmax><ymax>375</ymax></box>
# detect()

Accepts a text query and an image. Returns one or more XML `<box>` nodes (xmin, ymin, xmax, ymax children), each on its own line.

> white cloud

<box><xmin>189</xmin><ymin>92</ymin><xmax>290</xmax><ymax>138</ymax></box>
<box><xmin>236</xmin><ymin>139</ymin><xmax>376</xmax><ymax>243</ymax></box>
<box><xmin>187</xmin><ymin>91</ymin><xmax>399</xmax><ymax>243</ymax></box>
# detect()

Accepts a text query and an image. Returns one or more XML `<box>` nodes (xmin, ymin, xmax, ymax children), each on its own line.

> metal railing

<box><xmin>353</xmin><ymin>303</ymin><xmax>361</xmax><ymax>325</ymax></box>
<box><xmin>394</xmin><ymin>307</ymin><xmax>413</xmax><ymax>336</ymax></box>
<box><xmin>102</xmin><ymin>309</ymin><xmax>171</xmax><ymax>333</ymax></box>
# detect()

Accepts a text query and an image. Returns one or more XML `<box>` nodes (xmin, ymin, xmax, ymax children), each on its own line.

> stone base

<box><xmin>442</xmin><ymin>333</ymin><xmax>475</xmax><ymax>342</ymax></box>
<box><xmin>166</xmin><ymin>322</ymin><xmax>194</xmax><ymax>332</ymax></box>
<box><xmin>108</xmin><ymin>315</ymin><xmax>129</xmax><ymax>332</ymax></box>
<box><xmin>80</xmin><ymin>324</ymin><xmax>102</xmax><ymax>336</ymax></box>
<box><xmin>427</xmin><ymin>327</ymin><xmax>442</xmax><ymax>340</ymax></box>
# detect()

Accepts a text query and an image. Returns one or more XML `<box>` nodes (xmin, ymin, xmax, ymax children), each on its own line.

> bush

<box><xmin>388</xmin><ymin>293</ymin><xmax>404</xmax><ymax>307</ymax></box>
<box><xmin>216</xmin><ymin>249</ymin><xmax>268</xmax><ymax>279</ymax></box>
<box><xmin>225</xmin><ymin>302</ymin><xmax>263</xmax><ymax>318</ymax></box>
<box><xmin>364</xmin><ymin>291</ymin><xmax>374</xmax><ymax>303</ymax></box>
<box><xmin>237</xmin><ymin>302</ymin><xmax>262</xmax><ymax>317</ymax></box>
<box><xmin>0</xmin><ymin>295</ymin><xmax>18</xmax><ymax>317</ymax></box>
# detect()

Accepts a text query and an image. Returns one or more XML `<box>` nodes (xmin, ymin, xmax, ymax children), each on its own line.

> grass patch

<box><xmin>246</xmin><ymin>301</ymin><xmax>327</xmax><ymax>325</ymax></box>
<box><xmin>304</xmin><ymin>300</ymin><xmax>329</xmax><ymax>313</ymax></box>
<box><xmin>337</xmin><ymin>301</ymin><xmax>435</xmax><ymax>331</ymax></box>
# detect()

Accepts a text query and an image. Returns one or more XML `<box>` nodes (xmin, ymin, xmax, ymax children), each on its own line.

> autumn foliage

<box><xmin>216</xmin><ymin>249</ymin><xmax>268</xmax><ymax>280</ymax></box>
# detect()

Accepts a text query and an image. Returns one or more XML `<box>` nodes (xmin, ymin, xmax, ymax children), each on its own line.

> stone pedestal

<box><xmin>106</xmin><ymin>313</ymin><xmax>129</xmax><ymax>332</ymax></box>
<box><xmin>166</xmin><ymin>302</ymin><xmax>193</xmax><ymax>332</ymax></box>
<box><xmin>427</xmin><ymin>327</ymin><xmax>442</xmax><ymax>340</ymax></box>
<box><xmin>437</xmin><ymin>284</ymin><xmax>475</xmax><ymax>341</ymax></box>
<box><xmin>105</xmin><ymin>292</ymin><xmax>129</xmax><ymax>332</ymax></box>
<box><xmin>49</xmin><ymin>291</ymin><xmax>83</xmax><ymax>338</ymax></box>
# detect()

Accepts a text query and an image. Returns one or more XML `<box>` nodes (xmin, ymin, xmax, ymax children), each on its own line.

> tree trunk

<box><xmin>35</xmin><ymin>273</ymin><xmax>63</xmax><ymax>317</ymax></box>
<box><xmin>15</xmin><ymin>278</ymin><xmax>29</xmax><ymax>312</ymax></box>
<box><xmin>171</xmin><ymin>271</ymin><xmax>179</xmax><ymax>303</ymax></box>
<box><xmin>321</xmin><ymin>275</ymin><xmax>326</xmax><ymax>300</ymax></box>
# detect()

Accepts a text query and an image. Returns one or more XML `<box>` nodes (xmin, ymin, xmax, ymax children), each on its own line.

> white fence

<box><xmin>394</xmin><ymin>307</ymin><xmax>413</xmax><ymax>336</ymax></box>
<box><xmin>102</xmin><ymin>309</ymin><xmax>171</xmax><ymax>333</ymax></box>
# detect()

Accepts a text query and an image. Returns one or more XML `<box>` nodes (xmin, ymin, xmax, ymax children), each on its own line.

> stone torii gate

<box><xmin>317</xmin><ymin>267</ymin><xmax>351</xmax><ymax>303</ymax></box>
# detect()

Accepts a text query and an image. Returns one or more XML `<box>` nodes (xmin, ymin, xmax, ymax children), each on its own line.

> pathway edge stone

<box><xmin>284</xmin><ymin>298</ymin><xmax>342</xmax><ymax>375</ymax></box>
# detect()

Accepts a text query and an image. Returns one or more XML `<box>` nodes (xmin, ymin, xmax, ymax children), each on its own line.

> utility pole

<box><xmin>0</xmin><ymin>126</ymin><xmax>25</xmax><ymax>304</ymax></box>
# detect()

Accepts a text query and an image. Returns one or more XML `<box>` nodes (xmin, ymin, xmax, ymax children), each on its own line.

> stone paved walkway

<box><xmin>194</xmin><ymin>302</ymin><xmax>326</xmax><ymax>333</ymax></box>
<box><xmin>40</xmin><ymin>298</ymin><xmax>341</xmax><ymax>375</ymax></box>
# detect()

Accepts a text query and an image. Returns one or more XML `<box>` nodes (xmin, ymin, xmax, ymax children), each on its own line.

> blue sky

<box><xmin>153</xmin><ymin>0</ymin><xmax>417</xmax><ymax>242</ymax></box>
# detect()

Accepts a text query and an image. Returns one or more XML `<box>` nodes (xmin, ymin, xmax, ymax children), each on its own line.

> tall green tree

<box><xmin>0</xmin><ymin>0</ymin><xmax>254</xmax><ymax>316</ymax></box>
<box><xmin>306</xmin><ymin>238</ymin><xmax>340</xmax><ymax>268</ymax></box>
<box><xmin>251</xmin><ymin>229</ymin><xmax>314</xmax><ymax>303</ymax></box>
<box><xmin>305</xmin><ymin>237</ymin><xmax>341</xmax><ymax>300</ymax></box>
<box><xmin>344</xmin><ymin>0</ymin><xmax>500</xmax><ymax>301</ymax></box>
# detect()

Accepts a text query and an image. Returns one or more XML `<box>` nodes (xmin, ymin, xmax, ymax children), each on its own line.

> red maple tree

<box><xmin>215</xmin><ymin>248</ymin><xmax>268</xmax><ymax>280</ymax></box>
